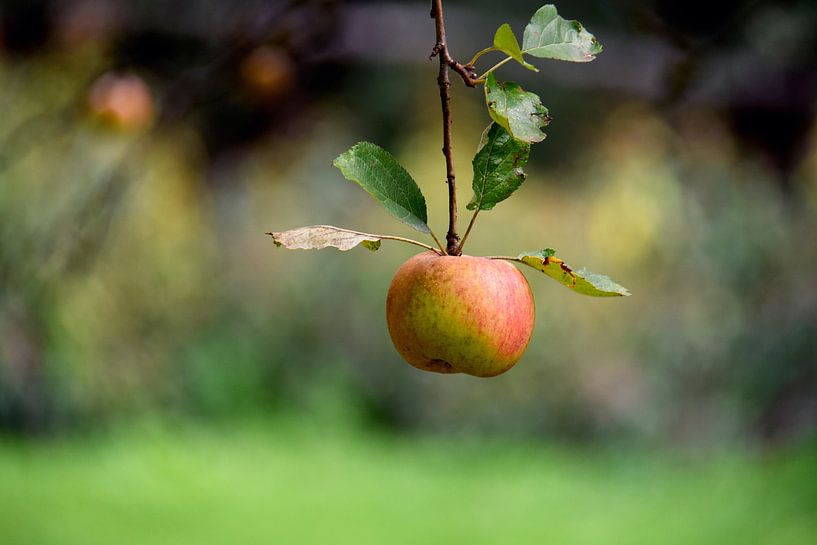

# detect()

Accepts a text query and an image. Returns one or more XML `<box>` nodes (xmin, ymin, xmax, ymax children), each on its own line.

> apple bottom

<box><xmin>386</xmin><ymin>251</ymin><xmax>535</xmax><ymax>377</ymax></box>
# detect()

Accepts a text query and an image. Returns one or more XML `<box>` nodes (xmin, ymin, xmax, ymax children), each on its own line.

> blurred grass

<box><xmin>0</xmin><ymin>419</ymin><xmax>815</xmax><ymax>545</ymax></box>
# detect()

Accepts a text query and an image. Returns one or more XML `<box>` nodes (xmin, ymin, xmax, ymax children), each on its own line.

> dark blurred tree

<box><xmin>0</xmin><ymin>0</ymin><xmax>53</xmax><ymax>54</ymax></box>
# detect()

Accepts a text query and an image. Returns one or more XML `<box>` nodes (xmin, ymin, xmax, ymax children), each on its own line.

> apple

<box><xmin>87</xmin><ymin>72</ymin><xmax>154</xmax><ymax>131</ymax></box>
<box><xmin>240</xmin><ymin>45</ymin><xmax>295</xmax><ymax>104</ymax></box>
<box><xmin>386</xmin><ymin>251</ymin><xmax>535</xmax><ymax>377</ymax></box>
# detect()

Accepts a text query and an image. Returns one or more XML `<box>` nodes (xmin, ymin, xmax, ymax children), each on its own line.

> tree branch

<box><xmin>429</xmin><ymin>44</ymin><xmax>481</xmax><ymax>88</ymax></box>
<box><xmin>430</xmin><ymin>0</ymin><xmax>465</xmax><ymax>255</ymax></box>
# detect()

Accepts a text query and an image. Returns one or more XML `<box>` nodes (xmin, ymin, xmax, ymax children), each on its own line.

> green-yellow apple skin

<box><xmin>386</xmin><ymin>251</ymin><xmax>535</xmax><ymax>377</ymax></box>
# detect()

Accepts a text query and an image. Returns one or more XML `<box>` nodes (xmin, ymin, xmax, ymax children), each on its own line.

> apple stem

<box><xmin>430</xmin><ymin>0</ymin><xmax>469</xmax><ymax>256</ymax></box>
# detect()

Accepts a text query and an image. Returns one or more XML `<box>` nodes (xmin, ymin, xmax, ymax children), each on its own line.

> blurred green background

<box><xmin>1</xmin><ymin>0</ymin><xmax>816</xmax><ymax>543</ymax></box>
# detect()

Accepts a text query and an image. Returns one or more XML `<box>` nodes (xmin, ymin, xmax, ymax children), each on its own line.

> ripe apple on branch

<box><xmin>268</xmin><ymin>3</ymin><xmax>629</xmax><ymax>377</ymax></box>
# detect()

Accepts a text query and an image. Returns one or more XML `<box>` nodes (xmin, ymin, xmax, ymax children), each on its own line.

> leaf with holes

<box><xmin>493</xmin><ymin>23</ymin><xmax>538</xmax><ymax>72</ymax></box>
<box><xmin>515</xmin><ymin>249</ymin><xmax>630</xmax><ymax>296</ymax></box>
<box><xmin>268</xmin><ymin>225</ymin><xmax>384</xmax><ymax>252</ymax></box>
<box><xmin>522</xmin><ymin>4</ymin><xmax>603</xmax><ymax>62</ymax></box>
<box><xmin>333</xmin><ymin>142</ymin><xmax>430</xmax><ymax>233</ymax></box>
<box><xmin>484</xmin><ymin>73</ymin><xmax>550</xmax><ymax>143</ymax></box>
<box><xmin>467</xmin><ymin>123</ymin><xmax>530</xmax><ymax>211</ymax></box>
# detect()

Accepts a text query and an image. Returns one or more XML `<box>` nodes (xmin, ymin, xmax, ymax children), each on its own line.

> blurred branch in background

<box><xmin>0</xmin><ymin>0</ymin><xmax>815</xmax><ymax>448</ymax></box>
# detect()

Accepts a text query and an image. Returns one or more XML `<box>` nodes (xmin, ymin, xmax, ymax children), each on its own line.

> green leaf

<box><xmin>467</xmin><ymin>123</ymin><xmax>530</xmax><ymax>211</ymax></box>
<box><xmin>484</xmin><ymin>73</ymin><xmax>550</xmax><ymax>144</ymax></box>
<box><xmin>515</xmin><ymin>249</ymin><xmax>630</xmax><ymax>297</ymax></box>
<box><xmin>522</xmin><ymin>4</ymin><xmax>603</xmax><ymax>62</ymax></box>
<box><xmin>333</xmin><ymin>142</ymin><xmax>429</xmax><ymax>234</ymax></box>
<box><xmin>493</xmin><ymin>23</ymin><xmax>538</xmax><ymax>72</ymax></box>
<box><xmin>268</xmin><ymin>226</ymin><xmax>383</xmax><ymax>252</ymax></box>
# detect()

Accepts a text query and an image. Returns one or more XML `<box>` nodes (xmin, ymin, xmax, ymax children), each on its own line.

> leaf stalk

<box><xmin>454</xmin><ymin>208</ymin><xmax>480</xmax><ymax>255</ymax></box>
<box><xmin>485</xmin><ymin>256</ymin><xmax>520</xmax><ymax>262</ymax></box>
<box><xmin>378</xmin><ymin>234</ymin><xmax>445</xmax><ymax>255</ymax></box>
<box><xmin>428</xmin><ymin>230</ymin><xmax>447</xmax><ymax>255</ymax></box>
<box><xmin>467</xmin><ymin>46</ymin><xmax>497</xmax><ymax>68</ymax></box>
<box><xmin>478</xmin><ymin>56</ymin><xmax>514</xmax><ymax>80</ymax></box>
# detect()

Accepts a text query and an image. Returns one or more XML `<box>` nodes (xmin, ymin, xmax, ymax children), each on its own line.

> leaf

<box><xmin>268</xmin><ymin>225</ymin><xmax>383</xmax><ymax>252</ymax></box>
<box><xmin>484</xmin><ymin>73</ymin><xmax>550</xmax><ymax>144</ymax></box>
<box><xmin>516</xmin><ymin>249</ymin><xmax>630</xmax><ymax>297</ymax></box>
<box><xmin>522</xmin><ymin>4</ymin><xmax>603</xmax><ymax>62</ymax></box>
<box><xmin>493</xmin><ymin>23</ymin><xmax>538</xmax><ymax>72</ymax></box>
<box><xmin>333</xmin><ymin>142</ymin><xmax>430</xmax><ymax>234</ymax></box>
<box><xmin>467</xmin><ymin>123</ymin><xmax>530</xmax><ymax>211</ymax></box>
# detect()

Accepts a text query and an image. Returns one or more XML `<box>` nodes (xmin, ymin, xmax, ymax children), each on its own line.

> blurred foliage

<box><xmin>0</xmin><ymin>0</ymin><xmax>816</xmax><ymax>452</ymax></box>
